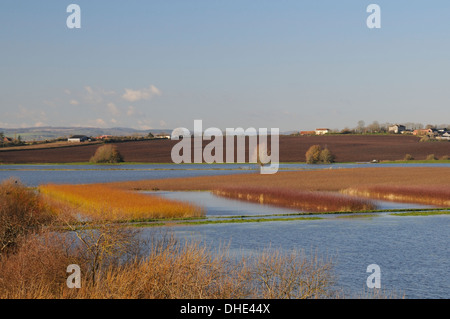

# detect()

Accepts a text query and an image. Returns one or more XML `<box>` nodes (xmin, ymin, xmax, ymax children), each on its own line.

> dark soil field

<box><xmin>0</xmin><ymin>135</ymin><xmax>448</xmax><ymax>164</ymax></box>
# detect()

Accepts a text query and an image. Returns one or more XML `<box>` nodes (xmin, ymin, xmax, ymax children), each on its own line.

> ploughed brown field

<box><xmin>0</xmin><ymin>135</ymin><xmax>449</xmax><ymax>164</ymax></box>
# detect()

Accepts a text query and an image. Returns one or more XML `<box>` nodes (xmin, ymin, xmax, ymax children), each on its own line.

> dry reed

<box><xmin>39</xmin><ymin>183</ymin><xmax>204</xmax><ymax>221</ymax></box>
<box><xmin>213</xmin><ymin>186</ymin><xmax>376</xmax><ymax>212</ymax></box>
<box><xmin>0</xmin><ymin>228</ymin><xmax>337</xmax><ymax>299</ymax></box>
<box><xmin>344</xmin><ymin>185</ymin><xmax>450</xmax><ymax>207</ymax></box>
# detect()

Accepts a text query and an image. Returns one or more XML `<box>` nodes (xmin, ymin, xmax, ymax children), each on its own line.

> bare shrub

<box><xmin>0</xmin><ymin>224</ymin><xmax>338</xmax><ymax>299</ymax></box>
<box><xmin>426</xmin><ymin>154</ymin><xmax>437</xmax><ymax>160</ymax></box>
<box><xmin>305</xmin><ymin>145</ymin><xmax>322</xmax><ymax>164</ymax></box>
<box><xmin>319</xmin><ymin>147</ymin><xmax>335</xmax><ymax>164</ymax></box>
<box><xmin>247</xmin><ymin>248</ymin><xmax>336</xmax><ymax>299</ymax></box>
<box><xmin>0</xmin><ymin>178</ymin><xmax>54</xmax><ymax>256</ymax></box>
<box><xmin>90</xmin><ymin>144</ymin><xmax>124</xmax><ymax>163</ymax></box>
<box><xmin>0</xmin><ymin>232</ymin><xmax>80</xmax><ymax>298</ymax></box>
<box><xmin>306</xmin><ymin>145</ymin><xmax>335</xmax><ymax>164</ymax></box>
<box><xmin>404</xmin><ymin>154</ymin><xmax>414</xmax><ymax>161</ymax></box>
<box><xmin>64</xmin><ymin>221</ymin><xmax>143</xmax><ymax>284</ymax></box>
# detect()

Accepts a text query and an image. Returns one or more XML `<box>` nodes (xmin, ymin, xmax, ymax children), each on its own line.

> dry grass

<box><xmin>0</xmin><ymin>228</ymin><xmax>337</xmax><ymax>299</ymax></box>
<box><xmin>0</xmin><ymin>178</ymin><xmax>55</xmax><ymax>256</ymax></box>
<box><xmin>39</xmin><ymin>183</ymin><xmax>204</xmax><ymax>221</ymax></box>
<box><xmin>344</xmin><ymin>185</ymin><xmax>450</xmax><ymax>207</ymax></box>
<box><xmin>213</xmin><ymin>186</ymin><xmax>375</xmax><ymax>212</ymax></box>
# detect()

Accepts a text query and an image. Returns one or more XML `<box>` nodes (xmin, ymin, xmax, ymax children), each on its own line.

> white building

<box><xmin>388</xmin><ymin>124</ymin><xmax>406</xmax><ymax>134</ymax></box>
<box><xmin>68</xmin><ymin>135</ymin><xmax>88</xmax><ymax>142</ymax></box>
<box><xmin>315</xmin><ymin>128</ymin><xmax>330</xmax><ymax>135</ymax></box>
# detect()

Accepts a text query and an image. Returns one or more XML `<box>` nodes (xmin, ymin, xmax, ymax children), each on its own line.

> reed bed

<box><xmin>213</xmin><ymin>186</ymin><xmax>376</xmax><ymax>212</ymax></box>
<box><xmin>110</xmin><ymin>167</ymin><xmax>450</xmax><ymax>193</ymax></box>
<box><xmin>344</xmin><ymin>186</ymin><xmax>450</xmax><ymax>207</ymax></box>
<box><xmin>39</xmin><ymin>184</ymin><xmax>204</xmax><ymax>221</ymax></box>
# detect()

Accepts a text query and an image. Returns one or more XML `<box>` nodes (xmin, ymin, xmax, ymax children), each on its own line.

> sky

<box><xmin>1</xmin><ymin>0</ymin><xmax>450</xmax><ymax>132</ymax></box>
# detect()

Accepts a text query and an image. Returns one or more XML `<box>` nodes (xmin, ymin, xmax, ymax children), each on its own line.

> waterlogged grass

<box><xmin>380</xmin><ymin>159</ymin><xmax>450</xmax><ymax>164</ymax></box>
<box><xmin>391</xmin><ymin>211</ymin><xmax>450</xmax><ymax>217</ymax></box>
<box><xmin>39</xmin><ymin>183</ymin><xmax>205</xmax><ymax>221</ymax></box>
<box><xmin>128</xmin><ymin>207</ymin><xmax>450</xmax><ymax>227</ymax></box>
<box><xmin>334</xmin><ymin>214</ymin><xmax>379</xmax><ymax>219</ymax></box>
<box><xmin>178</xmin><ymin>216</ymin><xmax>323</xmax><ymax>225</ymax></box>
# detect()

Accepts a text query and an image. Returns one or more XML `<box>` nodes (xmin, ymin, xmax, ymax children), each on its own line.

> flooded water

<box><xmin>142</xmin><ymin>191</ymin><xmax>449</xmax><ymax>299</ymax></box>
<box><xmin>0</xmin><ymin>164</ymin><xmax>255</xmax><ymax>186</ymax></box>
<box><xmin>154</xmin><ymin>215</ymin><xmax>449</xmax><ymax>299</ymax></box>
<box><xmin>0</xmin><ymin>163</ymin><xmax>448</xmax><ymax>298</ymax></box>
<box><xmin>1</xmin><ymin>162</ymin><xmax>449</xmax><ymax>187</ymax></box>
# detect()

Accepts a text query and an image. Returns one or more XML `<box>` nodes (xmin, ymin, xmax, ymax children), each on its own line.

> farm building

<box><xmin>315</xmin><ymin>128</ymin><xmax>330</xmax><ymax>135</ymax></box>
<box><xmin>68</xmin><ymin>135</ymin><xmax>89</xmax><ymax>142</ymax></box>
<box><xmin>437</xmin><ymin>132</ymin><xmax>450</xmax><ymax>140</ymax></box>
<box><xmin>388</xmin><ymin>124</ymin><xmax>406</xmax><ymax>134</ymax></box>
<box><xmin>155</xmin><ymin>134</ymin><xmax>171</xmax><ymax>139</ymax></box>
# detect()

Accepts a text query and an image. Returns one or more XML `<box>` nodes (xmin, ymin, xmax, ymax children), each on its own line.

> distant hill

<box><xmin>0</xmin><ymin>126</ymin><xmax>296</xmax><ymax>141</ymax></box>
<box><xmin>0</xmin><ymin>127</ymin><xmax>173</xmax><ymax>141</ymax></box>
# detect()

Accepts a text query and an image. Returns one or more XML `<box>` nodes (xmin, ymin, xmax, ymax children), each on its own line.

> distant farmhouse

<box><xmin>155</xmin><ymin>134</ymin><xmax>171</xmax><ymax>139</ymax></box>
<box><xmin>315</xmin><ymin>128</ymin><xmax>330</xmax><ymax>135</ymax></box>
<box><xmin>68</xmin><ymin>135</ymin><xmax>89</xmax><ymax>142</ymax></box>
<box><xmin>413</xmin><ymin>128</ymin><xmax>434</xmax><ymax>136</ymax></box>
<box><xmin>436</xmin><ymin>131</ymin><xmax>450</xmax><ymax>140</ymax></box>
<box><xmin>388</xmin><ymin>124</ymin><xmax>406</xmax><ymax>134</ymax></box>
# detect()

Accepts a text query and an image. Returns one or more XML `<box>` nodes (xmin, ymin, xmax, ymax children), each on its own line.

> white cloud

<box><xmin>137</xmin><ymin>119</ymin><xmax>152</xmax><ymax>130</ymax></box>
<box><xmin>159</xmin><ymin>120</ymin><xmax>167</xmax><ymax>127</ymax></box>
<box><xmin>84</xmin><ymin>86</ymin><xmax>116</xmax><ymax>105</ymax></box>
<box><xmin>122</xmin><ymin>85</ymin><xmax>161</xmax><ymax>102</ymax></box>
<box><xmin>127</xmin><ymin>106</ymin><xmax>136</xmax><ymax>116</ymax></box>
<box><xmin>70</xmin><ymin>99</ymin><xmax>79</xmax><ymax>105</ymax></box>
<box><xmin>107</xmin><ymin>102</ymin><xmax>120</xmax><ymax>116</ymax></box>
<box><xmin>95</xmin><ymin>118</ymin><xmax>107</xmax><ymax>127</ymax></box>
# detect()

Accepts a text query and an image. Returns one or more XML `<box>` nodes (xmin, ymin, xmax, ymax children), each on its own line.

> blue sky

<box><xmin>1</xmin><ymin>1</ymin><xmax>450</xmax><ymax>131</ymax></box>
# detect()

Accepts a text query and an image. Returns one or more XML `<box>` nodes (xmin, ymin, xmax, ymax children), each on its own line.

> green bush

<box><xmin>90</xmin><ymin>144</ymin><xmax>124</xmax><ymax>163</ymax></box>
